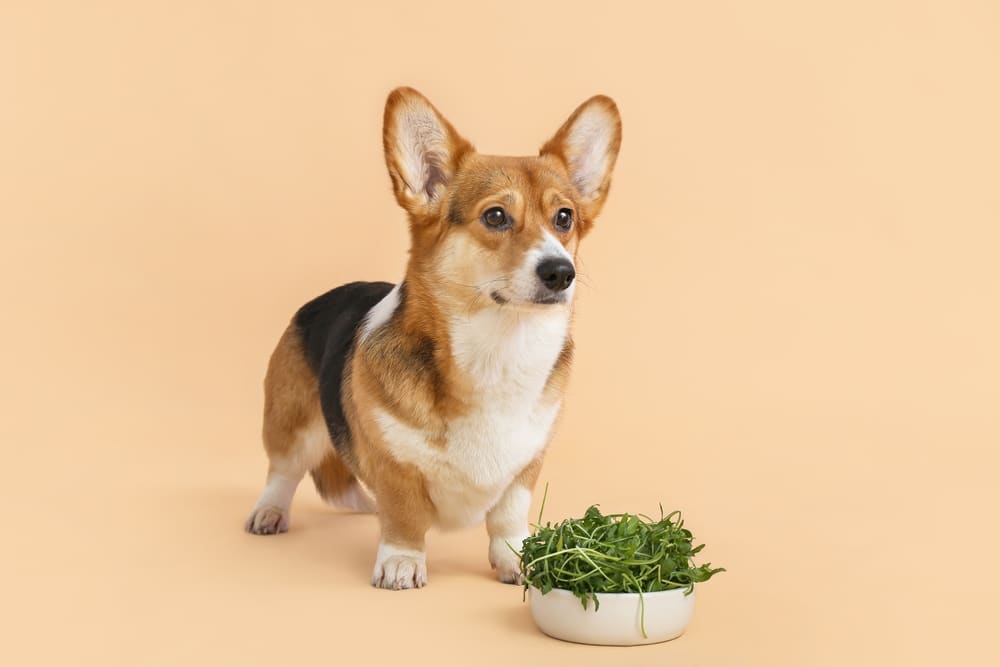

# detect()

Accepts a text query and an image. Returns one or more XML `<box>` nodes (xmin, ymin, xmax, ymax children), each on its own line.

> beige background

<box><xmin>3</xmin><ymin>1</ymin><xmax>998</xmax><ymax>665</ymax></box>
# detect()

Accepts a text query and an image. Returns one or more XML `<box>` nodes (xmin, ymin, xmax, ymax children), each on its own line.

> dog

<box><xmin>245</xmin><ymin>87</ymin><xmax>621</xmax><ymax>590</ymax></box>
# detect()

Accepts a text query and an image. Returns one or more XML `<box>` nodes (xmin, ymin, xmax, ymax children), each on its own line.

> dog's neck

<box><xmin>398</xmin><ymin>274</ymin><xmax>572</xmax><ymax>395</ymax></box>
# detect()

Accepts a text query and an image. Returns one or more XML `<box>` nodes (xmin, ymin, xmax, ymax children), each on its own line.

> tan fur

<box><xmin>309</xmin><ymin>453</ymin><xmax>357</xmax><ymax>505</ymax></box>
<box><xmin>261</xmin><ymin>323</ymin><xmax>321</xmax><ymax>461</ymax></box>
<box><xmin>543</xmin><ymin>339</ymin><xmax>575</xmax><ymax>404</ymax></box>
<box><xmin>515</xmin><ymin>454</ymin><xmax>546</xmax><ymax>491</ymax></box>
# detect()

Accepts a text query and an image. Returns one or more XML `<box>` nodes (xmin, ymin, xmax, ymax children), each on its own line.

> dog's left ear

<box><xmin>383</xmin><ymin>87</ymin><xmax>473</xmax><ymax>219</ymax></box>
<box><xmin>540</xmin><ymin>96</ymin><xmax>622</xmax><ymax>223</ymax></box>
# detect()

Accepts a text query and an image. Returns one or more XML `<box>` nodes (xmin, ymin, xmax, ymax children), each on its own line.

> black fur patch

<box><xmin>293</xmin><ymin>281</ymin><xmax>395</xmax><ymax>456</ymax></box>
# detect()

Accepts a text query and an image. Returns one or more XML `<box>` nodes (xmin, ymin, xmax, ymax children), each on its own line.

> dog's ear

<box><xmin>540</xmin><ymin>96</ymin><xmax>622</xmax><ymax>221</ymax></box>
<box><xmin>383</xmin><ymin>87</ymin><xmax>473</xmax><ymax>219</ymax></box>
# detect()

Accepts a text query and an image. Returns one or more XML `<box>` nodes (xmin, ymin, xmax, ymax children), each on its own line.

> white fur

<box><xmin>361</xmin><ymin>283</ymin><xmax>401</xmax><ymax>341</ymax></box>
<box><xmin>255</xmin><ymin>473</ymin><xmax>299</xmax><ymax>512</ymax></box>
<box><xmin>565</xmin><ymin>105</ymin><xmax>615</xmax><ymax>199</ymax></box>
<box><xmin>540</xmin><ymin>230</ymin><xmax>574</xmax><ymax>263</ymax></box>
<box><xmin>372</xmin><ymin>543</ymin><xmax>428</xmax><ymax>589</ymax></box>
<box><xmin>487</xmin><ymin>484</ymin><xmax>532</xmax><ymax>583</ymax></box>
<box><xmin>374</xmin><ymin>306</ymin><xmax>568</xmax><ymax>530</ymax></box>
<box><xmin>245</xmin><ymin>471</ymin><xmax>300</xmax><ymax>534</ymax></box>
<box><xmin>487</xmin><ymin>484</ymin><xmax>533</xmax><ymax>536</ymax></box>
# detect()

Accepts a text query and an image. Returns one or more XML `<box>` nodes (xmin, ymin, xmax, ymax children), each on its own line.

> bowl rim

<box><xmin>528</xmin><ymin>585</ymin><xmax>695</xmax><ymax>601</ymax></box>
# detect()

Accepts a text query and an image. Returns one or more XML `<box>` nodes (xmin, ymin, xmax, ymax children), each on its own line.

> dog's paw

<box><xmin>244</xmin><ymin>506</ymin><xmax>289</xmax><ymax>535</ymax></box>
<box><xmin>371</xmin><ymin>544</ymin><xmax>427</xmax><ymax>590</ymax></box>
<box><xmin>489</xmin><ymin>536</ymin><xmax>526</xmax><ymax>585</ymax></box>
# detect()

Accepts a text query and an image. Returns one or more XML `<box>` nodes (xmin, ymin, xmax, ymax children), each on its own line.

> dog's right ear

<box><xmin>383</xmin><ymin>87</ymin><xmax>473</xmax><ymax>218</ymax></box>
<box><xmin>540</xmin><ymin>95</ymin><xmax>622</xmax><ymax>224</ymax></box>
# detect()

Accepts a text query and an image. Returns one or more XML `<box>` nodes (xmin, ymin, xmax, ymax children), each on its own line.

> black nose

<box><xmin>536</xmin><ymin>257</ymin><xmax>576</xmax><ymax>292</ymax></box>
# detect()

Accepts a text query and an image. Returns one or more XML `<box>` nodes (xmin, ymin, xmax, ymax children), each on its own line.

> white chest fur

<box><xmin>374</xmin><ymin>307</ymin><xmax>569</xmax><ymax>529</ymax></box>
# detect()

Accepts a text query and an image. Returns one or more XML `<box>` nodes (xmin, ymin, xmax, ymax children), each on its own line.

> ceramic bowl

<box><xmin>528</xmin><ymin>585</ymin><xmax>695</xmax><ymax>646</ymax></box>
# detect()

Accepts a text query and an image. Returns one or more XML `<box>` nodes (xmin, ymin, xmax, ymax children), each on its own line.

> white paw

<box><xmin>245</xmin><ymin>506</ymin><xmax>289</xmax><ymax>535</ymax></box>
<box><xmin>489</xmin><ymin>535</ymin><xmax>527</xmax><ymax>585</ymax></box>
<box><xmin>371</xmin><ymin>544</ymin><xmax>427</xmax><ymax>590</ymax></box>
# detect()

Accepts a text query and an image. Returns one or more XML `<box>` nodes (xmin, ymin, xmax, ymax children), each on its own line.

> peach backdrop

<box><xmin>2</xmin><ymin>1</ymin><xmax>998</xmax><ymax>665</ymax></box>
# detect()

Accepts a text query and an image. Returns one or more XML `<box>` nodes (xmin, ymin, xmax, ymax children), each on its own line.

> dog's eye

<box><xmin>482</xmin><ymin>206</ymin><xmax>509</xmax><ymax>228</ymax></box>
<box><xmin>554</xmin><ymin>208</ymin><xmax>573</xmax><ymax>232</ymax></box>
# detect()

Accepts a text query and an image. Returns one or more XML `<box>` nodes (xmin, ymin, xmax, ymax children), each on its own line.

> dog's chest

<box><xmin>376</xmin><ymin>309</ymin><xmax>569</xmax><ymax>528</ymax></box>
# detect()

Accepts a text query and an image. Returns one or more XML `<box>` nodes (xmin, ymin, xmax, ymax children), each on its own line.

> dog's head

<box><xmin>383</xmin><ymin>87</ymin><xmax>621</xmax><ymax>309</ymax></box>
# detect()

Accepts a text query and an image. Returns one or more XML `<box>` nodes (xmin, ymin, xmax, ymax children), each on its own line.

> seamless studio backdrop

<box><xmin>2</xmin><ymin>2</ymin><xmax>998</xmax><ymax>666</ymax></box>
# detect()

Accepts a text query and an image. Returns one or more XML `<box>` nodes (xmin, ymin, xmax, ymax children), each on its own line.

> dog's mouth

<box><xmin>490</xmin><ymin>290</ymin><xmax>567</xmax><ymax>307</ymax></box>
<box><xmin>532</xmin><ymin>294</ymin><xmax>566</xmax><ymax>305</ymax></box>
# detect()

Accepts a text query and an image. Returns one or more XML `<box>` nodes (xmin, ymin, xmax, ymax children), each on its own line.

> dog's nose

<box><xmin>536</xmin><ymin>257</ymin><xmax>576</xmax><ymax>292</ymax></box>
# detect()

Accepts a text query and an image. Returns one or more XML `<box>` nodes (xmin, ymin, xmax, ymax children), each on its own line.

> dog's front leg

<box><xmin>486</xmin><ymin>457</ymin><xmax>543</xmax><ymax>584</ymax></box>
<box><xmin>370</xmin><ymin>467</ymin><xmax>433</xmax><ymax>590</ymax></box>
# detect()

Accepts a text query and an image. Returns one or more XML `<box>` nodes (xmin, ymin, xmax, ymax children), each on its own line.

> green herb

<box><xmin>516</xmin><ymin>486</ymin><xmax>725</xmax><ymax>638</ymax></box>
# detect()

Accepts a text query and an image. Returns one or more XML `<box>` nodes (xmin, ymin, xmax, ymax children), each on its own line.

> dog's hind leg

<box><xmin>245</xmin><ymin>324</ymin><xmax>329</xmax><ymax>535</ymax></box>
<box><xmin>245</xmin><ymin>419</ymin><xmax>330</xmax><ymax>535</ymax></box>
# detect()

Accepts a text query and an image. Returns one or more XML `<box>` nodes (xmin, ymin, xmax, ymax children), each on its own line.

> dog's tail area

<box><xmin>310</xmin><ymin>453</ymin><xmax>377</xmax><ymax>513</ymax></box>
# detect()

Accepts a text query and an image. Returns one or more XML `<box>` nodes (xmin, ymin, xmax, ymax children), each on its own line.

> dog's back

<box><xmin>295</xmin><ymin>281</ymin><xmax>394</xmax><ymax>455</ymax></box>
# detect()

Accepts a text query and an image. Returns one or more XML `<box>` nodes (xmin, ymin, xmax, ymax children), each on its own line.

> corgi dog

<box><xmin>245</xmin><ymin>87</ymin><xmax>621</xmax><ymax>590</ymax></box>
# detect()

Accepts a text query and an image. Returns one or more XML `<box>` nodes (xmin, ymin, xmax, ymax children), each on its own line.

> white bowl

<box><xmin>528</xmin><ymin>585</ymin><xmax>696</xmax><ymax>646</ymax></box>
